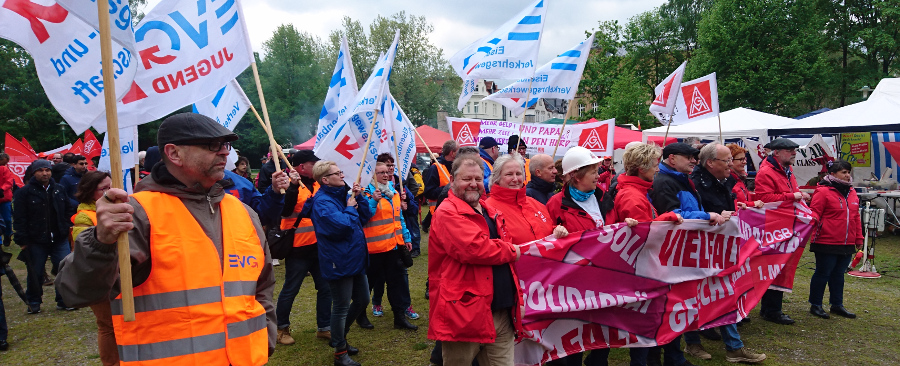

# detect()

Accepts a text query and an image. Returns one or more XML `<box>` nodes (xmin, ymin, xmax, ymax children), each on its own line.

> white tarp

<box><xmin>642</xmin><ymin>107</ymin><xmax>795</xmax><ymax>142</ymax></box>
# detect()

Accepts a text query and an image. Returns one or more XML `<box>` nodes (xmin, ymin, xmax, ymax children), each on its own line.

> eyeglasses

<box><xmin>733</xmin><ymin>157</ymin><xmax>747</xmax><ymax>162</ymax></box>
<box><xmin>713</xmin><ymin>158</ymin><xmax>734</xmax><ymax>163</ymax></box>
<box><xmin>324</xmin><ymin>170</ymin><xmax>344</xmax><ymax>178</ymax></box>
<box><xmin>181</xmin><ymin>141</ymin><xmax>232</xmax><ymax>152</ymax></box>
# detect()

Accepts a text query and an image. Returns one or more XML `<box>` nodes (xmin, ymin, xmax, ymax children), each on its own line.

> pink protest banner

<box><xmin>513</xmin><ymin>202</ymin><xmax>816</xmax><ymax>366</ymax></box>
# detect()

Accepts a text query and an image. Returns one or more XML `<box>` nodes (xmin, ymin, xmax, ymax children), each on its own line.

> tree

<box><xmin>578</xmin><ymin>21</ymin><xmax>625</xmax><ymax>122</ymax></box>
<box><xmin>599</xmin><ymin>69</ymin><xmax>655</xmax><ymax>128</ymax></box>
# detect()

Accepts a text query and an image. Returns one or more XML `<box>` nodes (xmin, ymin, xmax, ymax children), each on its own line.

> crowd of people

<box><xmin>0</xmin><ymin>112</ymin><xmax>866</xmax><ymax>366</ymax></box>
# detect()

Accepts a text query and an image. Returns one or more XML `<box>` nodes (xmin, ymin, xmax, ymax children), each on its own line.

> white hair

<box><xmin>489</xmin><ymin>153</ymin><xmax>525</xmax><ymax>187</ymax></box>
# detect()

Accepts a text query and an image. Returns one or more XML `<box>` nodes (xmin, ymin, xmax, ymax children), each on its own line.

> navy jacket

<box><xmin>650</xmin><ymin>163</ymin><xmax>710</xmax><ymax>220</ymax></box>
<box><xmin>13</xmin><ymin>176</ymin><xmax>75</xmax><ymax>245</ymax></box>
<box><xmin>525</xmin><ymin>176</ymin><xmax>555</xmax><ymax>205</ymax></box>
<box><xmin>301</xmin><ymin>184</ymin><xmax>373</xmax><ymax>280</ymax></box>
<box><xmin>58</xmin><ymin>166</ymin><xmax>83</xmax><ymax>207</ymax></box>
<box><xmin>221</xmin><ymin>170</ymin><xmax>284</xmax><ymax>228</ymax></box>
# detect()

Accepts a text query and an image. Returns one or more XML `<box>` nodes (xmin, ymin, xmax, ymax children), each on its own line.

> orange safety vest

<box><xmin>363</xmin><ymin>189</ymin><xmax>404</xmax><ymax>254</ymax></box>
<box><xmin>71</xmin><ymin>210</ymin><xmax>97</xmax><ymax>225</ymax></box>
<box><xmin>279</xmin><ymin>182</ymin><xmax>319</xmax><ymax>247</ymax></box>
<box><xmin>427</xmin><ymin>164</ymin><xmax>451</xmax><ymax>215</ymax></box>
<box><xmin>482</xmin><ymin>157</ymin><xmax>494</xmax><ymax>171</ymax></box>
<box><xmin>113</xmin><ymin>192</ymin><xmax>268</xmax><ymax>366</ymax></box>
<box><xmin>524</xmin><ymin>158</ymin><xmax>532</xmax><ymax>185</ymax></box>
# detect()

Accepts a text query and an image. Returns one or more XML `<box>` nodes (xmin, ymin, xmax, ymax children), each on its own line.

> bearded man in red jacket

<box><xmin>428</xmin><ymin>153</ymin><xmax>522</xmax><ymax>366</ymax></box>
<box><xmin>754</xmin><ymin>138</ymin><xmax>809</xmax><ymax>326</ymax></box>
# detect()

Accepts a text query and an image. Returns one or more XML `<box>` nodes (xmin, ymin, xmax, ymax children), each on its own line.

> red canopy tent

<box><xmin>294</xmin><ymin>136</ymin><xmax>315</xmax><ymax>150</ymax></box>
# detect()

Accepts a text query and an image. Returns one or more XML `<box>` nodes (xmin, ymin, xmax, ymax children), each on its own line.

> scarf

<box><xmin>375</xmin><ymin>182</ymin><xmax>393</xmax><ymax>197</ymax></box>
<box><xmin>822</xmin><ymin>174</ymin><xmax>852</xmax><ymax>186</ymax></box>
<box><xmin>568</xmin><ymin>185</ymin><xmax>595</xmax><ymax>202</ymax></box>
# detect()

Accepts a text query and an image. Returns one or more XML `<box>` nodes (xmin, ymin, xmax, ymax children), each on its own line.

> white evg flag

<box><xmin>99</xmin><ymin>125</ymin><xmax>139</xmax><ymax>193</ymax></box>
<box><xmin>192</xmin><ymin>79</ymin><xmax>251</xmax><ymax>169</ymax></box>
<box><xmin>379</xmin><ymin>93</ymin><xmax>417</xmax><ymax>180</ymax></box>
<box><xmin>315</xmin><ymin>35</ymin><xmax>359</xmax><ymax>150</ymax></box>
<box><xmin>483</xmin><ymin>34</ymin><xmax>594</xmax><ymax>117</ymax></box>
<box><xmin>55</xmin><ymin>0</ymin><xmax>138</xmax><ymax>57</ymax></box>
<box><xmin>450</xmin><ymin>0</ymin><xmax>547</xmax><ymax>109</ymax></box>
<box><xmin>649</xmin><ymin>61</ymin><xmax>686</xmax><ymax>124</ymax></box>
<box><xmin>315</xmin><ymin>31</ymin><xmax>400</xmax><ymax>188</ymax></box>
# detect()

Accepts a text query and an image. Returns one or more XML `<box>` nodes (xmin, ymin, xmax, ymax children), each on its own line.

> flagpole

<box><xmin>248</xmin><ymin>104</ymin><xmax>294</xmax><ymax>171</ymax></box>
<box><xmin>250</xmin><ymin>62</ymin><xmax>285</xmax><ymax>194</ymax></box>
<box><xmin>514</xmin><ymin>76</ymin><xmax>537</xmax><ymax>152</ymax></box>
<box><xmin>551</xmin><ymin>99</ymin><xmax>577</xmax><ymax>157</ymax></box>
<box><xmin>717</xmin><ymin>114</ymin><xmax>723</xmax><ymax>142</ymax></box>
<box><xmin>355</xmin><ymin>110</ymin><xmax>380</xmax><ymax>186</ymax></box>
<box><xmin>95</xmin><ymin>0</ymin><xmax>134</xmax><ymax>322</ymax></box>
<box><xmin>662</xmin><ymin>115</ymin><xmax>673</xmax><ymax>148</ymax></box>
<box><xmin>412</xmin><ymin>127</ymin><xmax>451</xmax><ymax>182</ymax></box>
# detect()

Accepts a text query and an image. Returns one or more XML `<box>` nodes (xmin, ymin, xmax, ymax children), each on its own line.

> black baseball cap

<box><xmin>157</xmin><ymin>112</ymin><xmax>237</xmax><ymax>149</ymax></box>
<box><xmin>291</xmin><ymin>150</ymin><xmax>320</xmax><ymax>165</ymax></box>
<box><xmin>662</xmin><ymin>142</ymin><xmax>700</xmax><ymax>158</ymax></box>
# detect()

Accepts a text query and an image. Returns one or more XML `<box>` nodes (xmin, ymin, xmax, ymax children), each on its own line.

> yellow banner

<box><xmin>839</xmin><ymin>132</ymin><xmax>871</xmax><ymax>167</ymax></box>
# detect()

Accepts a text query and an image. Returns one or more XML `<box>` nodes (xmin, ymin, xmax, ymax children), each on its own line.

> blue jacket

<box><xmin>479</xmin><ymin>148</ymin><xmax>495</xmax><ymax>193</ymax></box>
<box><xmin>301</xmin><ymin>184</ymin><xmax>372</xmax><ymax>280</ymax></box>
<box><xmin>58</xmin><ymin>166</ymin><xmax>83</xmax><ymax>207</ymax></box>
<box><xmin>650</xmin><ymin>163</ymin><xmax>710</xmax><ymax>220</ymax></box>
<box><xmin>364</xmin><ymin>183</ymin><xmax>411</xmax><ymax>243</ymax></box>
<box><xmin>221</xmin><ymin>170</ymin><xmax>284</xmax><ymax>227</ymax></box>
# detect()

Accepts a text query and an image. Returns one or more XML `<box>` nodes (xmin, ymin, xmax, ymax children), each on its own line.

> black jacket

<box><xmin>51</xmin><ymin>162</ymin><xmax>70</xmax><ymax>184</ymax></box>
<box><xmin>690</xmin><ymin>166</ymin><xmax>736</xmax><ymax>214</ymax></box>
<box><xmin>525</xmin><ymin>176</ymin><xmax>555</xmax><ymax>205</ymax></box>
<box><xmin>13</xmin><ymin>176</ymin><xmax>75</xmax><ymax>245</ymax></box>
<box><xmin>423</xmin><ymin>156</ymin><xmax>453</xmax><ymax>201</ymax></box>
<box><xmin>256</xmin><ymin>159</ymin><xmax>277</xmax><ymax>193</ymax></box>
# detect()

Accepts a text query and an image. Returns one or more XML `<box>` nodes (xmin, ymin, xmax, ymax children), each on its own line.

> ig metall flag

<box><xmin>450</xmin><ymin>0</ymin><xmax>546</xmax><ymax>109</ymax></box>
<box><xmin>649</xmin><ymin>61</ymin><xmax>687</xmax><ymax>125</ymax></box>
<box><xmin>316</xmin><ymin>35</ymin><xmax>359</xmax><ymax>150</ymax></box>
<box><xmin>378</xmin><ymin>93</ymin><xmax>417</xmax><ymax>181</ymax></box>
<box><xmin>483</xmin><ymin>34</ymin><xmax>594</xmax><ymax>117</ymax></box>
<box><xmin>0</xmin><ymin>0</ymin><xmax>139</xmax><ymax>134</ymax></box>
<box><xmin>671</xmin><ymin>72</ymin><xmax>719</xmax><ymax>126</ymax></box>
<box><xmin>192</xmin><ymin>79</ymin><xmax>251</xmax><ymax>169</ymax></box>
<box><xmin>315</xmin><ymin>31</ymin><xmax>400</xmax><ymax>188</ymax></box>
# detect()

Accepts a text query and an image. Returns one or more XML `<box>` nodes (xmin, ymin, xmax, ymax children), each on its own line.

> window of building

<box><xmin>474</xmin><ymin>102</ymin><xmax>479</xmax><ymax>114</ymax></box>
<box><xmin>493</xmin><ymin>104</ymin><xmax>497</xmax><ymax>116</ymax></box>
<box><xmin>578</xmin><ymin>104</ymin><xmax>585</xmax><ymax>116</ymax></box>
<box><xmin>467</xmin><ymin>103</ymin><xmax>471</xmax><ymax>114</ymax></box>
<box><xmin>474</xmin><ymin>83</ymin><xmax>479</xmax><ymax>92</ymax></box>
<box><xmin>592</xmin><ymin>102</ymin><xmax>598</xmax><ymax>111</ymax></box>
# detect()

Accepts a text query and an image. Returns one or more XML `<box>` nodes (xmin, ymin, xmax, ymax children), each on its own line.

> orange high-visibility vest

<box><xmin>113</xmin><ymin>192</ymin><xmax>268</xmax><ymax>366</ymax></box>
<box><xmin>482</xmin><ymin>157</ymin><xmax>494</xmax><ymax>171</ymax></box>
<box><xmin>364</xmin><ymin>189</ymin><xmax>404</xmax><ymax>254</ymax></box>
<box><xmin>280</xmin><ymin>182</ymin><xmax>319</xmax><ymax>247</ymax></box>
<box><xmin>71</xmin><ymin>210</ymin><xmax>97</xmax><ymax>225</ymax></box>
<box><xmin>524</xmin><ymin>158</ymin><xmax>531</xmax><ymax>185</ymax></box>
<box><xmin>427</xmin><ymin>164</ymin><xmax>451</xmax><ymax>215</ymax></box>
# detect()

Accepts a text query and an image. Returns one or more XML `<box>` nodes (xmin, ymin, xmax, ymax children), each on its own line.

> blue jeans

<box><xmin>0</xmin><ymin>202</ymin><xmax>11</xmax><ymax>244</ymax></box>
<box><xmin>809</xmin><ymin>252</ymin><xmax>854</xmax><ymax>307</ymax></box>
<box><xmin>25</xmin><ymin>240</ymin><xmax>70</xmax><ymax>307</ymax></box>
<box><xmin>662</xmin><ymin>335</ymin><xmax>687</xmax><ymax>366</ymax></box>
<box><xmin>275</xmin><ymin>255</ymin><xmax>331</xmax><ymax>330</ymax></box>
<box><xmin>327</xmin><ymin>273</ymin><xmax>369</xmax><ymax>349</ymax></box>
<box><xmin>684</xmin><ymin>324</ymin><xmax>744</xmax><ymax>351</ymax></box>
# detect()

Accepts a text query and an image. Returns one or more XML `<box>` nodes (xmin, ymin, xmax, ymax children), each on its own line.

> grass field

<box><xmin>1</xmin><ymin>230</ymin><xmax>899</xmax><ymax>365</ymax></box>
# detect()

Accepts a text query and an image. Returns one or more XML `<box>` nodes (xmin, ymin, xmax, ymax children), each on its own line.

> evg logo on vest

<box><xmin>228</xmin><ymin>254</ymin><xmax>258</xmax><ymax>268</ymax></box>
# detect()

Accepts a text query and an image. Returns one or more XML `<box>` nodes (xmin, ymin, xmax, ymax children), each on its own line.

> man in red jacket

<box><xmin>428</xmin><ymin>153</ymin><xmax>521</xmax><ymax>366</ymax></box>
<box><xmin>754</xmin><ymin>138</ymin><xmax>809</xmax><ymax>325</ymax></box>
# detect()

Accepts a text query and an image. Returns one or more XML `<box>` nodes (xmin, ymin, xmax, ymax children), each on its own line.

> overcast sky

<box><xmin>145</xmin><ymin>0</ymin><xmax>667</xmax><ymax>65</ymax></box>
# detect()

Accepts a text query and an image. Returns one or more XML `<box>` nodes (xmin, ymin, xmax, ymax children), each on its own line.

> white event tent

<box><xmin>643</xmin><ymin>107</ymin><xmax>795</xmax><ymax>142</ymax></box>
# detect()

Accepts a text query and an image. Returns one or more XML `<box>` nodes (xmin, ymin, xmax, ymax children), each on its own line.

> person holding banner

<box><xmin>57</xmin><ymin>113</ymin><xmax>277</xmax><ymax>365</ymax></box>
<box><xmin>727</xmin><ymin>144</ymin><xmax>764</xmax><ymax>210</ymax></box>
<box><xmin>686</xmin><ymin>143</ymin><xmax>766</xmax><ymax>364</ymax></box>
<box><xmin>525</xmin><ymin>154</ymin><xmax>558</xmax><ymax>205</ymax></box>
<box><xmin>547</xmin><ymin>147</ymin><xmax>612</xmax><ymax>232</ymax></box>
<box><xmin>607</xmin><ymin>143</ymin><xmax>682</xmax><ymax>225</ymax></box>
<box><xmin>479</xmin><ymin>137</ymin><xmax>501</xmax><ymax>193</ymax></box>
<box><xmin>755</xmin><ymin>138</ymin><xmax>807</xmax><ymax>326</ymax></box>
<box><xmin>807</xmin><ymin>159</ymin><xmax>861</xmax><ymax>320</ymax></box>
<box><xmin>303</xmin><ymin>160</ymin><xmax>371</xmax><ymax>366</ymax></box>
<box><xmin>428</xmin><ymin>153</ymin><xmax>522</xmax><ymax>366</ymax></box>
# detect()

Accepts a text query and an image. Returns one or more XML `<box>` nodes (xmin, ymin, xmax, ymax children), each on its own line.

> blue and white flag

<box><xmin>56</xmin><ymin>0</ymin><xmax>138</xmax><ymax>57</ymax></box>
<box><xmin>315</xmin><ymin>31</ymin><xmax>400</xmax><ymax>187</ymax></box>
<box><xmin>450</xmin><ymin>0</ymin><xmax>546</xmax><ymax>109</ymax></box>
<box><xmin>379</xmin><ymin>93</ymin><xmax>417</xmax><ymax>181</ymax></box>
<box><xmin>99</xmin><ymin>125</ymin><xmax>139</xmax><ymax>193</ymax></box>
<box><xmin>315</xmin><ymin>36</ymin><xmax>358</xmax><ymax>150</ymax></box>
<box><xmin>192</xmin><ymin>79</ymin><xmax>250</xmax><ymax>169</ymax></box>
<box><xmin>91</xmin><ymin>0</ymin><xmax>254</xmax><ymax>132</ymax></box>
<box><xmin>483</xmin><ymin>34</ymin><xmax>593</xmax><ymax>117</ymax></box>
<box><xmin>0</xmin><ymin>0</ymin><xmax>139</xmax><ymax>134</ymax></box>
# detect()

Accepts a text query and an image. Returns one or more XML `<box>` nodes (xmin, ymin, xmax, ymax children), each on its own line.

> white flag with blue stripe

<box><xmin>450</xmin><ymin>0</ymin><xmax>546</xmax><ymax>110</ymax></box>
<box><xmin>191</xmin><ymin>79</ymin><xmax>250</xmax><ymax>169</ymax></box>
<box><xmin>379</xmin><ymin>93</ymin><xmax>417</xmax><ymax>180</ymax></box>
<box><xmin>98</xmin><ymin>125</ymin><xmax>139</xmax><ymax>193</ymax></box>
<box><xmin>315</xmin><ymin>36</ymin><xmax>359</xmax><ymax>150</ymax></box>
<box><xmin>315</xmin><ymin>31</ymin><xmax>400</xmax><ymax>187</ymax></box>
<box><xmin>483</xmin><ymin>34</ymin><xmax>593</xmax><ymax>117</ymax></box>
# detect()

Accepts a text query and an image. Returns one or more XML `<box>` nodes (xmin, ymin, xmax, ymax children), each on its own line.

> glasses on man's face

<box><xmin>713</xmin><ymin>158</ymin><xmax>734</xmax><ymax>163</ymax></box>
<box><xmin>324</xmin><ymin>170</ymin><xmax>344</xmax><ymax>178</ymax></box>
<box><xmin>182</xmin><ymin>141</ymin><xmax>232</xmax><ymax>152</ymax></box>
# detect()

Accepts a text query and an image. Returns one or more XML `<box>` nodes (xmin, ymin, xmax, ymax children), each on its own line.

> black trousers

<box><xmin>760</xmin><ymin>289</ymin><xmax>784</xmax><ymax>316</ymax></box>
<box><xmin>366</xmin><ymin>250</ymin><xmax>409</xmax><ymax>314</ymax></box>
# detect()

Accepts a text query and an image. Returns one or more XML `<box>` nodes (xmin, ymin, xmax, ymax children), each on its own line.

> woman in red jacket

<box><xmin>726</xmin><ymin>144</ymin><xmax>763</xmax><ymax>209</ymax></box>
<box><xmin>486</xmin><ymin>154</ymin><xmax>567</xmax><ymax>243</ymax></box>
<box><xmin>609</xmin><ymin>143</ymin><xmax>683</xmax><ymax>224</ymax></box>
<box><xmin>807</xmin><ymin>160</ymin><xmax>861</xmax><ymax>320</ymax></box>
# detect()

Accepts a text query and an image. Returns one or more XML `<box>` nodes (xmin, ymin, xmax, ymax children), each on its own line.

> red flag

<box><xmin>82</xmin><ymin>130</ymin><xmax>101</xmax><ymax>168</ymax></box>
<box><xmin>69</xmin><ymin>138</ymin><xmax>84</xmax><ymax>156</ymax></box>
<box><xmin>21</xmin><ymin>137</ymin><xmax>36</xmax><ymax>154</ymax></box>
<box><xmin>4</xmin><ymin>133</ymin><xmax>38</xmax><ymax>187</ymax></box>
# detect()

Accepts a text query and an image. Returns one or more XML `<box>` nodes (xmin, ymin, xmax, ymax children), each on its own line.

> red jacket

<box><xmin>607</xmin><ymin>175</ymin><xmax>680</xmax><ymax>224</ymax></box>
<box><xmin>427</xmin><ymin>190</ymin><xmax>523</xmax><ymax>343</ymax></box>
<box><xmin>730</xmin><ymin>172</ymin><xmax>755</xmax><ymax>208</ymax></box>
<box><xmin>546</xmin><ymin>185</ymin><xmax>605</xmax><ymax>233</ymax></box>
<box><xmin>486</xmin><ymin>185</ymin><xmax>554</xmax><ymax>244</ymax></box>
<box><xmin>598</xmin><ymin>166</ymin><xmax>614</xmax><ymax>193</ymax></box>
<box><xmin>0</xmin><ymin>166</ymin><xmax>15</xmax><ymax>203</ymax></box>
<box><xmin>755</xmin><ymin>156</ymin><xmax>800</xmax><ymax>203</ymax></box>
<box><xmin>809</xmin><ymin>182</ymin><xmax>863</xmax><ymax>246</ymax></box>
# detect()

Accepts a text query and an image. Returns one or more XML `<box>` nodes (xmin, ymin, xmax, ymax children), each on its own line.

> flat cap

<box><xmin>662</xmin><ymin>142</ymin><xmax>700</xmax><ymax>158</ymax></box>
<box><xmin>157</xmin><ymin>112</ymin><xmax>237</xmax><ymax>148</ymax></box>
<box><xmin>291</xmin><ymin>150</ymin><xmax>320</xmax><ymax>165</ymax></box>
<box><xmin>479</xmin><ymin>136</ymin><xmax>499</xmax><ymax>149</ymax></box>
<box><xmin>764</xmin><ymin>138</ymin><xmax>799</xmax><ymax>150</ymax></box>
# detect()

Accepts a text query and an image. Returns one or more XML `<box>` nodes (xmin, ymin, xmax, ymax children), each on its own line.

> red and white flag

<box><xmin>3</xmin><ymin>133</ymin><xmax>38</xmax><ymax>186</ymax></box>
<box><xmin>649</xmin><ymin>62</ymin><xmax>686</xmax><ymax>124</ymax></box>
<box><xmin>82</xmin><ymin>129</ymin><xmax>101</xmax><ymax>160</ymax></box>
<box><xmin>571</xmin><ymin>118</ymin><xmax>615</xmax><ymax>156</ymax></box>
<box><xmin>69</xmin><ymin>138</ymin><xmax>84</xmax><ymax>155</ymax></box>
<box><xmin>671</xmin><ymin>73</ymin><xmax>719</xmax><ymax>126</ymax></box>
